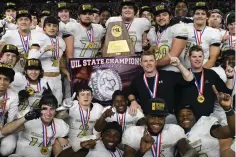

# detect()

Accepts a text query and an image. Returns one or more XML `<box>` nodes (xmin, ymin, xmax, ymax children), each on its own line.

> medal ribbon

<box><xmin>125</xmin><ymin>21</ymin><xmax>133</xmax><ymax>31</ymax></box>
<box><xmin>27</xmin><ymin>80</ymin><xmax>41</xmax><ymax>92</ymax></box>
<box><xmin>190</xmin><ymin>69</ymin><xmax>204</xmax><ymax>95</ymax></box>
<box><xmin>86</xmin><ymin>27</ymin><xmax>94</xmax><ymax>42</ymax></box>
<box><xmin>194</xmin><ymin>27</ymin><xmax>206</xmax><ymax>45</ymax></box>
<box><xmin>18</xmin><ymin>31</ymin><xmax>31</xmax><ymax>53</ymax></box>
<box><xmin>229</xmin><ymin>33</ymin><xmax>233</xmax><ymax>48</ymax></box>
<box><xmin>151</xmin><ymin>134</ymin><xmax>162</xmax><ymax>157</ymax></box>
<box><xmin>116</xmin><ymin>112</ymin><xmax>126</xmax><ymax>132</ymax></box>
<box><xmin>50</xmin><ymin>38</ymin><xmax>60</xmax><ymax>60</ymax></box>
<box><xmin>42</xmin><ymin>120</ymin><xmax>56</xmax><ymax>147</ymax></box>
<box><xmin>2</xmin><ymin>92</ymin><xmax>8</xmax><ymax>114</ymax></box>
<box><xmin>143</xmin><ymin>72</ymin><xmax>159</xmax><ymax>98</ymax></box>
<box><xmin>109</xmin><ymin>148</ymin><xmax>122</xmax><ymax>157</ymax></box>
<box><xmin>79</xmin><ymin>105</ymin><xmax>90</xmax><ymax>130</ymax></box>
<box><xmin>155</xmin><ymin>30</ymin><xmax>165</xmax><ymax>45</ymax></box>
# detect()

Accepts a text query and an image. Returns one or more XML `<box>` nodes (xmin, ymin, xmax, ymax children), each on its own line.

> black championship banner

<box><xmin>69</xmin><ymin>56</ymin><xmax>142</xmax><ymax>105</ymax></box>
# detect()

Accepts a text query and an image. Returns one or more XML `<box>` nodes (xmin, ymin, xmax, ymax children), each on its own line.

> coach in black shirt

<box><xmin>180</xmin><ymin>46</ymin><xmax>234</xmax><ymax>120</ymax></box>
<box><xmin>128</xmin><ymin>52</ymin><xmax>194</xmax><ymax>123</ymax></box>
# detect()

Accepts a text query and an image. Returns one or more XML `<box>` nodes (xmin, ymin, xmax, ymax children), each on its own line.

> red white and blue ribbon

<box><xmin>27</xmin><ymin>80</ymin><xmax>41</xmax><ymax>92</ymax></box>
<box><xmin>50</xmin><ymin>38</ymin><xmax>59</xmax><ymax>60</ymax></box>
<box><xmin>79</xmin><ymin>105</ymin><xmax>90</xmax><ymax>130</ymax></box>
<box><xmin>194</xmin><ymin>27</ymin><xmax>206</xmax><ymax>46</ymax></box>
<box><xmin>125</xmin><ymin>21</ymin><xmax>133</xmax><ymax>31</ymax></box>
<box><xmin>2</xmin><ymin>92</ymin><xmax>8</xmax><ymax>114</ymax></box>
<box><xmin>155</xmin><ymin>30</ymin><xmax>165</xmax><ymax>45</ymax></box>
<box><xmin>109</xmin><ymin>148</ymin><xmax>122</xmax><ymax>157</ymax></box>
<box><xmin>143</xmin><ymin>72</ymin><xmax>159</xmax><ymax>98</ymax></box>
<box><xmin>18</xmin><ymin>31</ymin><xmax>31</xmax><ymax>53</ymax></box>
<box><xmin>116</xmin><ymin>112</ymin><xmax>126</xmax><ymax>132</ymax></box>
<box><xmin>229</xmin><ymin>33</ymin><xmax>233</xmax><ymax>48</ymax></box>
<box><xmin>42</xmin><ymin>120</ymin><xmax>56</xmax><ymax>147</ymax></box>
<box><xmin>190</xmin><ymin>69</ymin><xmax>204</xmax><ymax>96</ymax></box>
<box><xmin>86</xmin><ymin>27</ymin><xmax>94</xmax><ymax>43</ymax></box>
<box><xmin>151</xmin><ymin>134</ymin><xmax>162</xmax><ymax>157</ymax></box>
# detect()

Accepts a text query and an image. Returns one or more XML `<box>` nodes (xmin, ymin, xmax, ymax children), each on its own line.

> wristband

<box><xmin>225</xmin><ymin>108</ymin><xmax>235</xmax><ymax>116</ymax></box>
<box><xmin>227</xmin><ymin>76</ymin><xmax>234</xmax><ymax>79</ymax></box>
<box><xmin>135</xmin><ymin>150</ymin><xmax>145</xmax><ymax>157</ymax></box>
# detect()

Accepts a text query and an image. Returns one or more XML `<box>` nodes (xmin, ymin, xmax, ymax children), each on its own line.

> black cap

<box><xmin>57</xmin><ymin>1</ymin><xmax>69</xmax><ymax>12</ymax></box>
<box><xmin>78</xmin><ymin>4</ymin><xmax>93</xmax><ymax>14</ymax></box>
<box><xmin>1</xmin><ymin>44</ymin><xmax>19</xmax><ymax>56</ymax></box>
<box><xmin>226</xmin><ymin>12</ymin><xmax>235</xmax><ymax>25</ymax></box>
<box><xmin>153</xmin><ymin>4</ymin><xmax>171</xmax><ymax>16</ymax></box>
<box><xmin>102</xmin><ymin>121</ymin><xmax>123</xmax><ymax>139</ymax></box>
<box><xmin>99</xmin><ymin>6</ymin><xmax>112</xmax><ymax>16</ymax></box>
<box><xmin>193</xmin><ymin>1</ymin><xmax>208</xmax><ymax>12</ymax></box>
<box><xmin>30</xmin><ymin>9</ymin><xmax>38</xmax><ymax>17</ymax></box>
<box><xmin>16</xmin><ymin>10</ymin><xmax>31</xmax><ymax>20</ymax></box>
<box><xmin>39</xmin><ymin>10</ymin><xmax>51</xmax><ymax>18</ymax></box>
<box><xmin>24</xmin><ymin>59</ymin><xmax>43</xmax><ymax>70</ymax></box>
<box><xmin>139</xmin><ymin>6</ymin><xmax>152</xmax><ymax>16</ymax></box>
<box><xmin>222</xmin><ymin>49</ymin><xmax>235</xmax><ymax>58</ymax></box>
<box><xmin>92</xmin><ymin>8</ymin><xmax>100</xmax><ymax>14</ymax></box>
<box><xmin>175</xmin><ymin>0</ymin><xmax>188</xmax><ymax>8</ymax></box>
<box><xmin>209</xmin><ymin>9</ymin><xmax>223</xmax><ymax>17</ymax></box>
<box><xmin>4</xmin><ymin>2</ymin><xmax>16</xmax><ymax>11</ymax></box>
<box><xmin>145</xmin><ymin>98</ymin><xmax>169</xmax><ymax>116</ymax></box>
<box><xmin>119</xmin><ymin>0</ymin><xmax>138</xmax><ymax>15</ymax></box>
<box><xmin>175</xmin><ymin>104</ymin><xmax>195</xmax><ymax>116</ymax></box>
<box><xmin>43</xmin><ymin>16</ymin><xmax>59</xmax><ymax>28</ymax></box>
<box><xmin>0</xmin><ymin>63</ymin><xmax>15</xmax><ymax>83</ymax></box>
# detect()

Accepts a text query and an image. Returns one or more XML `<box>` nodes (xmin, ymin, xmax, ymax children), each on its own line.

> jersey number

<box><xmin>154</xmin><ymin>45</ymin><xmax>170</xmax><ymax>60</ymax></box>
<box><xmin>29</xmin><ymin>137</ymin><xmax>43</xmax><ymax>147</ymax></box>
<box><xmin>80</xmin><ymin>41</ymin><xmax>100</xmax><ymax>57</ymax></box>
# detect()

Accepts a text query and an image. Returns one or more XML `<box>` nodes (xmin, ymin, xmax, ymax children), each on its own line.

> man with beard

<box><xmin>57</xmin><ymin>122</ymin><xmax>123</xmax><ymax>157</ymax></box>
<box><xmin>99</xmin><ymin>6</ymin><xmax>112</xmax><ymax>28</ymax></box>
<box><xmin>94</xmin><ymin>90</ymin><xmax>145</xmax><ymax>133</ymax></box>
<box><xmin>106</xmin><ymin>0</ymin><xmax>151</xmax><ymax>54</ymax></box>
<box><xmin>2</xmin><ymin>89</ymin><xmax>69</xmax><ymax>157</ymax></box>
<box><xmin>122</xmin><ymin>98</ymin><xmax>198</xmax><ymax>157</ymax></box>
<box><xmin>65</xmin><ymin>4</ymin><xmax>105</xmax><ymax>58</ymax></box>
<box><xmin>0</xmin><ymin>63</ymin><xmax>18</xmax><ymax>156</ymax></box>
<box><xmin>0</xmin><ymin>44</ymin><xmax>19</xmax><ymax>67</ymax></box>
<box><xmin>0</xmin><ymin>2</ymin><xmax>18</xmax><ymax>31</ymax></box>
<box><xmin>181</xmin><ymin>2</ymin><xmax>222</xmax><ymax>69</ymax></box>
<box><xmin>0</xmin><ymin>10</ymin><xmax>32</xmax><ymax>72</ymax></box>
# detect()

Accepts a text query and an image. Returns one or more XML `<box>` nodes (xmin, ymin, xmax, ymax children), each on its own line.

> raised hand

<box><xmin>225</xmin><ymin>61</ymin><xmax>235</xmax><ymax>78</ymax></box>
<box><xmin>56</xmin><ymin>92</ymin><xmax>76</xmax><ymax>111</ymax></box>
<box><xmin>212</xmin><ymin>85</ymin><xmax>233</xmax><ymax>110</ymax></box>
<box><xmin>139</xmin><ymin>127</ymin><xmax>155</xmax><ymax>153</ymax></box>
<box><xmin>101</xmin><ymin>106</ymin><xmax>115</xmax><ymax>119</ymax></box>
<box><xmin>169</xmin><ymin>54</ymin><xmax>180</xmax><ymax>67</ymax></box>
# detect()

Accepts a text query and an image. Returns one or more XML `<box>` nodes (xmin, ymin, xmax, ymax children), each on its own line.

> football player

<box><xmin>28</xmin><ymin>16</ymin><xmax>68</xmax><ymax>105</ymax></box>
<box><xmin>0</xmin><ymin>44</ymin><xmax>19</xmax><ymax>67</ymax></box>
<box><xmin>65</xmin><ymin>4</ymin><xmax>105</xmax><ymax>58</ymax></box>
<box><xmin>0</xmin><ymin>10</ymin><xmax>32</xmax><ymax>72</ymax></box>
<box><xmin>122</xmin><ymin>98</ymin><xmax>198</xmax><ymax>157</ymax></box>
<box><xmin>177</xmin><ymin>86</ymin><xmax>235</xmax><ymax>157</ymax></box>
<box><xmin>106</xmin><ymin>0</ymin><xmax>151</xmax><ymax>54</ymax></box>
<box><xmin>99</xmin><ymin>6</ymin><xmax>112</xmax><ymax>28</ymax></box>
<box><xmin>35</xmin><ymin>10</ymin><xmax>51</xmax><ymax>32</ymax></box>
<box><xmin>139</xmin><ymin>6</ymin><xmax>153</xmax><ymax>24</ymax></box>
<box><xmin>0</xmin><ymin>63</ymin><xmax>18</xmax><ymax>156</ymax></box>
<box><xmin>2</xmin><ymin>90</ymin><xmax>69</xmax><ymax>157</ymax></box>
<box><xmin>92</xmin><ymin>8</ymin><xmax>100</xmax><ymax>24</ymax></box>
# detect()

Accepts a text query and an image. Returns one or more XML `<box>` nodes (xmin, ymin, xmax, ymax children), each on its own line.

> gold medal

<box><xmin>52</xmin><ymin>59</ymin><xmax>59</xmax><ymax>67</ymax></box>
<box><xmin>197</xmin><ymin>95</ymin><xmax>205</xmax><ymax>103</ymax></box>
<box><xmin>24</xmin><ymin>52</ymin><xmax>29</xmax><ymax>60</ymax></box>
<box><xmin>80</xmin><ymin>130</ymin><xmax>88</xmax><ymax>137</ymax></box>
<box><xmin>88</xmin><ymin>42</ymin><xmax>94</xmax><ymax>49</ymax></box>
<box><xmin>26</xmin><ymin>87</ymin><xmax>35</xmax><ymax>96</ymax></box>
<box><xmin>40</xmin><ymin>146</ymin><xmax>49</xmax><ymax>155</ymax></box>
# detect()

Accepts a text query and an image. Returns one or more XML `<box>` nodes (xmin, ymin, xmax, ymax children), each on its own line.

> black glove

<box><xmin>18</xmin><ymin>90</ymin><xmax>30</xmax><ymax>100</ymax></box>
<box><xmin>24</xmin><ymin>109</ymin><xmax>41</xmax><ymax>121</ymax></box>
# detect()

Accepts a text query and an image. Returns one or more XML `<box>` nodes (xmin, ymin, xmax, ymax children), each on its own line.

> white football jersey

<box><xmin>0</xmin><ymin>88</ymin><xmax>18</xmax><ymax>124</ymax></box>
<box><xmin>28</xmin><ymin>31</ymin><xmax>66</xmax><ymax>72</ymax></box>
<box><xmin>106</xmin><ymin>17</ymin><xmax>151</xmax><ymax>53</ymax></box>
<box><xmin>15</xmin><ymin>118</ymin><xmax>69</xmax><ymax>157</ymax></box>
<box><xmin>10</xmin><ymin>72</ymin><xmax>56</xmax><ymax>118</ymax></box>
<box><xmin>59</xmin><ymin>18</ymin><xmax>77</xmax><ymax>35</ymax></box>
<box><xmin>103</xmin><ymin>106</ymin><xmax>144</xmax><ymax>132</ymax></box>
<box><xmin>68</xmin><ymin>101</ymin><xmax>104</xmax><ymax>138</ymax></box>
<box><xmin>0</xmin><ymin>19</ymin><xmax>18</xmax><ymax>30</ymax></box>
<box><xmin>86</xmin><ymin>140</ymin><xmax>123</xmax><ymax>157</ymax></box>
<box><xmin>180</xmin><ymin>24</ymin><xmax>221</xmax><ymax>69</ymax></box>
<box><xmin>122</xmin><ymin>125</ymin><xmax>186</xmax><ymax>157</ymax></box>
<box><xmin>187</xmin><ymin>116</ymin><xmax>220</xmax><ymax>157</ymax></box>
<box><xmin>66</xmin><ymin>23</ymin><xmax>105</xmax><ymax>58</ymax></box>
<box><xmin>221</xmin><ymin>31</ymin><xmax>236</xmax><ymax>51</ymax></box>
<box><xmin>147</xmin><ymin>23</ymin><xmax>188</xmax><ymax>71</ymax></box>
<box><xmin>34</xmin><ymin>25</ymin><xmax>43</xmax><ymax>32</ymax></box>
<box><xmin>0</xmin><ymin>29</ymin><xmax>31</xmax><ymax>72</ymax></box>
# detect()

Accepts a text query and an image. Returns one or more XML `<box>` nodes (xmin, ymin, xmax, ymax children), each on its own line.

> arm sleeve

<box><xmin>210</xmin><ymin>29</ymin><xmax>221</xmax><ymax>46</ymax></box>
<box><xmin>28</xmin><ymin>32</ymin><xmax>46</xmax><ymax>59</ymax></box>
<box><xmin>7</xmin><ymin>96</ymin><xmax>19</xmax><ymax>123</ymax></box>
<box><xmin>171</xmin><ymin>23</ymin><xmax>188</xmax><ymax>39</ymax></box>
<box><xmin>212</xmin><ymin>70</ymin><xmax>232</xmax><ymax>94</ymax></box>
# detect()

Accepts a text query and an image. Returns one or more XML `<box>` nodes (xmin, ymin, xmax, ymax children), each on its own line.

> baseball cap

<box><xmin>119</xmin><ymin>0</ymin><xmax>138</xmax><ymax>14</ymax></box>
<box><xmin>139</xmin><ymin>6</ymin><xmax>152</xmax><ymax>16</ymax></box>
<box><xmin>92</xmin><ymin>8</ymin><xmax>100</xmax><ymax>14</ymax></box>
<box><xmin>16</xmin><ymin>10</ymin><xmax>31</xmax><ymax>20</ymax></box>
<box><xmin>175</xmin><ymin>0</ymin><xmax>188</xmax><ymax>8</ymax></box>
<box><xmin>226</xmin><ymin>12</ymin><xmax>235</xmax><ymax>25</ymax></box>
<box><xmin>102</xmin><ymin>121</ymin><xmax>123</xmax><ymax>138</ymax></box>
<box><xmin>4</xmin><ymin>2</ymin><xmax>16</xmax><ymax>11</ymax></box>
<box><xmin>78</xmin><ymin>4</ymin><xmax>93</xmax><ymax>14</ymax></box>
<box><xmin>145</xmin><ymin>98</ymin><xmax>169</xmax><ymax>116</ymax></box>
<box><xmin>0</xmin><ymin>63</ymin><xmax>15</xmax><ymax>83</ymax></box>
<box><xmin>24</xmin><ymin>59</ymin><xmax>42</xmax><ymax>70</ymax></box>
<box><xmin>222</xmin><ymin>49</ymin><xmax>235</xmax><ymax>58</ymax></box>
<box><xmin>1</xmin><ymin>44</ymin><xmax>19</xmax><ymax>56</ymax></box>
<box><xmin>39</xmin><ymin>10</ymin><xmax>51</xmax><ymax>18</ymax></box>
<box><xmin>193</xmin><ymin>1</ymin><xmax>208</xmax><ymax>12</ymax></box>
<box><xmin>57</xmin><ymin>1</ymin><xmax>69</xmax><ymax>12</ymax></box>
<box><xmin>153</xmin><ymin>4</ymin><xmax>171</xmax><ymax>16</ymax></box>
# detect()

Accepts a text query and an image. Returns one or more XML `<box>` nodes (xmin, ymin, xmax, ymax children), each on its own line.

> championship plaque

<box><xmin>102</xmin><ymin>21</ymin><xmax>134</xmax><ymax>57</ymax></box>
